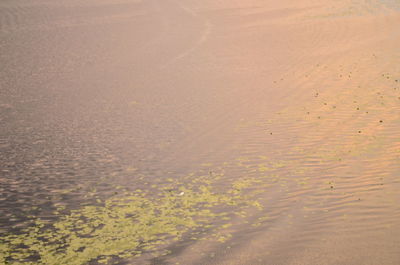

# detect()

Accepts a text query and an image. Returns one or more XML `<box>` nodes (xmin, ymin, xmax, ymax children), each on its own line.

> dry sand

<box><xmin>1</xmin><ymin>0</ymin><xmax>400</xmax><ymax>264</ymax></box>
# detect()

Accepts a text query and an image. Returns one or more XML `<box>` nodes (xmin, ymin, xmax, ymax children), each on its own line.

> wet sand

<box><xmin>1</xmin><ymin>0</ymin><xmax>400</xmax><ymax>264</ymax></box>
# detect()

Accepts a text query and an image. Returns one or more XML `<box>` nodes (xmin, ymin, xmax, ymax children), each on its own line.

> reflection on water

<box><xmin>1</xmin><ymin>0</ymin><xmax>400</xmax><ymax>264</ymax></box>
<box><xmin>2</xmin><ymin>64</ymin><xmax>399</xmax><ymax>263</ymax></box>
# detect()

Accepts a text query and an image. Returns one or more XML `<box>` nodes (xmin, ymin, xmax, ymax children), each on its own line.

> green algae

<box><xmin>1</xmin><ymin>177</ymin><xmax>262</xmax><ymax>265</ymax></box>
<box><xmin>4</xmin><ymin>68</ymin><xmax>397</xmax><ymax>264</ymax></box>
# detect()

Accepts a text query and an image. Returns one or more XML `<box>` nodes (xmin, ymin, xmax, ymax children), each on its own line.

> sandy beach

<box><xmin>1</xmin><ymin>0</ymin><xmax>400</xmax><ymax>264</ymax></box>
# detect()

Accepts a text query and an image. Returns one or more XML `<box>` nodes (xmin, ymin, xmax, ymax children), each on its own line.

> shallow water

<box><xmin>1</xmin><ymin>0</ymin><xmax>400</xmax><ymax>264</ymax></box>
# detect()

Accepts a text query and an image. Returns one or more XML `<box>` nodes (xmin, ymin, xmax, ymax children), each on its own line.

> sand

<box><xmin>1</xmin><ymin>0</ymin><xmax>400</xmax><ymax>264</ymax></box>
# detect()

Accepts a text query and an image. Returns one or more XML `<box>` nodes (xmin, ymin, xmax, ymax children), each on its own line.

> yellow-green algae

<box><xmin>1</xmin><ymin>176</ymin><xmax>262</xmax><ymax>265</ymax></box>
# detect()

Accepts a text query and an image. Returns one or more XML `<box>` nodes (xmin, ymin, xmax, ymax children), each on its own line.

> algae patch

<box><xmin>1</xmin><ymin>178</ymin><xmax>261</xmax><ymax>265</ymax></box>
